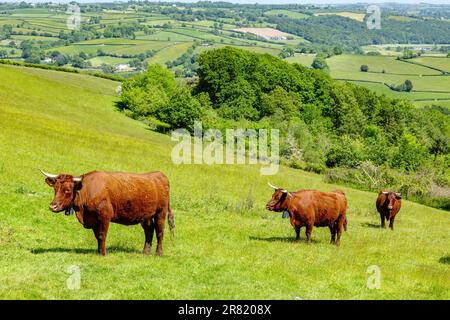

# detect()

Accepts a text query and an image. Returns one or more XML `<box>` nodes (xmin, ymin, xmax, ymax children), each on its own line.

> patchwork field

<box><xmin>1</xmin><ymin>5</ymin><xmax>449</xmax><ymax>112</ymax></box>
<box><xmin>0</xmin><ymin>6</ymin><xmax>304</xmax><ymax>75</ymax></box>
<box><xmin>325</xmin><ymin>54</ymin><xmax>450</xmax><ymax>107</ymax></box>
<box><xmin>362</xmin><ymin>44</ymin><xmax>449</xmax><ymax>57</ymax></box>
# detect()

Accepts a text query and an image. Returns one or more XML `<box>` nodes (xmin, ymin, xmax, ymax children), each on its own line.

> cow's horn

<box><xmin>39</xmin><ymin>169</ymin><xmax>58</xmax><ymax>179</ymax></box>
<box><xmin>382</xmin><ymin>191</ymin><xmax>389</xmax><ymax>195</ymax></box>
<box><xmin>395</xmin><ymin>192</ymin><xmax>401</xmax><ymax>196</ymax></box>
<box><xmin>268</xmin><ymin>182</ymin><xmax>278</xmax><ymax>189</ymax></box>
<box><xmin>73</xmin><ymin>176</ymin><xmax>82</xmax><ymax>183</ymax></box>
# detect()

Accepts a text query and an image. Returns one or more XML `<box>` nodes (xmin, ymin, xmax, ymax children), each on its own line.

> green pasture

<box><xmin>285</xmin><ymin>54</ymin><xmax>315</xmax><ymax>67</ymax></box>
<box><xmin>147</xmin><ymin>42</ymin><xmax>194</xmax><ymax>65</ymax></box>
<box><xmin>264</xmin><ymin>10</ymin><xmax>309</xmax><ymax>19</ymax></box>
<box><xmin>327</xmin><ymin>55</ymin><xmax>450</xmax><ymax>96</ymax></box>
<box><xmin>344</xmin><ymin>81</ymin><xmax>450</xmax><ymax>103</ymax></box>
<box><xmin>88</xmin><ymin>56</ymin><xmax>130</xmax><ymax>67</ymax></box>
<box><xmin>0</xmin><ymin>64</ymin><xmax>448</xmax><ymax>299</ymax></box>
<box><xmin>410</xmin><ymin>57</ymin><xmax>450</xmax><ymax>73</ymax></box>
<box><xmin>327</xmin><ymin>55</ymin><xmax>440</xmax><ymax>76</ymax></box>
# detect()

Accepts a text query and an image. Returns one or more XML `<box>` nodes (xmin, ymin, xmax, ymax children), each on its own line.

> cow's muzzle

<box><xmin>49</xmin><ymin>203</ymin><xmax>64</xmax><ymax>213</ymax></box>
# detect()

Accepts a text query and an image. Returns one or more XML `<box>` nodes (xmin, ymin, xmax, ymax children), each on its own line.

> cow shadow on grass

<box><xmin>361</xmin><ymin>222</ymin><xmax>382</xmax><ymax>229</ymax></box>
<box><xmin>30</xmin><ymin>246</ymin><xmax>141</xmax><ymax>255</ymax></box>
<box><xmin>439</xmin><ymin>256</ymin><xmax>450</xmax><ymax>265</ymax></box>
<box><xmin>249</xmin><ymin>236</ymin><xmax>319</xmax><ymax>244</ymax></box>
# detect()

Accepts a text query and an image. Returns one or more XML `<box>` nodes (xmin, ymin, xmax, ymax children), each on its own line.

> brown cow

<box><xmin>40</xmin><ymin>169</ymin><xmax>174</xmax><ymax>256</ymax></box>
<box><xmin>376</xmin><ymin>190</ymin><xmax>401</xmax><ymax>230</ymax></box>
<box><xmin>266</xmin><ymin>183</ymin><xmax>347</xmax><ymax>246</ymax></box>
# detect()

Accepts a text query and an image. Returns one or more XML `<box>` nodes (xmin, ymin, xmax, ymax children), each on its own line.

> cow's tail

<box><xmin>344</xmin><ymin>217</ymin><xmax>348</xmax><ymax>232</ymax></box>
<box><xmin>168</xmin><ymin>204</ymin><xmax>175</xmax><ymax>241</ymax></box>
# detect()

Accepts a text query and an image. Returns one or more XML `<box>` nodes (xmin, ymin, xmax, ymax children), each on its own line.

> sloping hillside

<box><xmin>0</xmin><ymin>65</ymin><xmax>448</xmax><ymax>299</ymax></box>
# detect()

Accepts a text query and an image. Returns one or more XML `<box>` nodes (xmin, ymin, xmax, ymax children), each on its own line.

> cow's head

<box><xmin>266</xmin><ymin>182</ymin><xmax>290</xmax><ymax>212</ymax></box>
<box><xmin>382</xmin><ymin>191</ymin><xmax>401</xmax><ymax>211</ymax></box>
<box><xmin>40</xmin><ymin>170</ymin><xmax>82</xmax><ymax>213</ymax></box>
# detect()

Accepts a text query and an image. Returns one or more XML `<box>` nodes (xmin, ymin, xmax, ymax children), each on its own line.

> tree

<box><xmin>311</xmin><ymin>56</ymin><xmax>328</xmax><ymax>70</ymax></box>
<box><xmin>325</xmin><ymin>135</ymin><xmax>365</xmax><ymax>168</ymax></box>
<box><xmin>120</xmin><ymin>64</ymin><xmax>177</xmax><ymax>118</ymax></box>
<box><xmin>157</xmin><ymin>88</ymin><xmax>204</xmax><ymax>131</ymax></box>
<box><xmin>279</xmin><ymin>47</ymin><xmax>295</xmax><ymax>59</ymax></box>
<box><xmin>0</xmin><ymin>50</ymin><xmax>7</xmax><ymax>58</ymax></box>
<box><xmin>360</xmin><ymin>64</ymin><xmax>369</xmax><ymax>72</ymax></box>
<box><xmin>391</xmin><ymin>134</ymin><xmax>428</xmax><ymax>171</ymax></box>
<box><xmin>333</xmin><ymin>46</ymin><xmax>343</xmax><ymax>55</ymax></box>
<box><xmin>101</xmin><ymin>63</ymin><xmax>114</xmax><ymax>74</ymax></box>
<box><xmin>404</xmin><ymin>80</ymin><xmax>413</xmax><ymax>92</ymax></box>
<box><xmin>54</xmin><ymin>54</ymin><xmax>69</xmax><ymax>66</ymax></box>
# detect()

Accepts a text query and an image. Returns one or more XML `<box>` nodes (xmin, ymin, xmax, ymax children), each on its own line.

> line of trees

<box><xmin>272</xmin><ymin>15</ymin><xmax>450</xmax><ymax>52</ymax></box>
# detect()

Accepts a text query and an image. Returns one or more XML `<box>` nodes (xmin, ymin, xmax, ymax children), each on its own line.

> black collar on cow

<box><xmin>281</xmin><ymin>192</ymin><xmax>294</xmax><ymax>219</ymax></box>
<box><xmin>65</xmin><ymin>205</ymin><xmax>75</xmax><ymax>216</ymax></box>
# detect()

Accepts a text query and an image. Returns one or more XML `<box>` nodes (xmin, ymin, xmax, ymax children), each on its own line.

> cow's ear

<box><xmin>73</xmin><ymin>177</ymin><xmax>83</xmax><ymax>191</ymax></box>
<box><xmin>395</xmin><ymin>195</ymin><xmax>402</xmax><ymax>200</ymax></box>
<box><xmin>45</xmin><ymin>177</ymin><xmax>56</xmax><ymax>187</ymax></box>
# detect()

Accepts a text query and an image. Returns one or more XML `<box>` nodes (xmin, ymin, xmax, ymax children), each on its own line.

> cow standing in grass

<box><xmin>376</xmin><ymin>190</ymin><xmax>401</xmax><ymax>230</ymax></box>
<box><xmin>266</xmin><ymin>183</ymin><xmax>348</xmax><ymax>246</ymax></box>
<box><xmin>41</xmin><ymin>170</ymin><xmax>174</xmax><ymax>256</ymax></box>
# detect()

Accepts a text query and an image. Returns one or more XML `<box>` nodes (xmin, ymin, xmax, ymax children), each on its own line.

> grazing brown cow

<box><xmin>266</xmin><ymin>183</ymin><xmax>347</xmax><ymax>246</ymax></box>
<box><xmin>41</xmin><ymin>170</ymin><xmax>174</xmax><ymax>256</ymax></box>
<box><xmin>376</xmin><ymin>190</ymin><xmax>401</xmax><ymax>230</ymax></box>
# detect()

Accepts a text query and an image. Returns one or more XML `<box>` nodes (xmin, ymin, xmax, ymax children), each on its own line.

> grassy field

<box><xmin>362</xmin><ymin>44</ymin><xmax>449</xmax><ymax>57</ymax></box>
<box><xmin>0</xmin><ymin>64</ymin><xmax>448</xmax><ymax>299</ymax></box>
<box><xmin>88</xmin><ymin>56</ymin><xmax>130</xmax><ymax>67</ymax></box>
<box><xmin>264</xmin><ymin>10</ymin><xmax>309</xmax><ymax>20</ymax></box>
<box><xmin>284</xmin><ymin>54</ymin><xmax>315</xmax><ymax>67</ymax></box>
<box><xmin>410</xmin><ymin>57</ymin><xmax>450</xmax><ymax>73</ymax></box>
<box><xmin>325</xmin><ymin>54</ymin><xmax>450</xmax><ymax>107</ymax></box>
<box><xmin>327</xmin><ymin>55</ymin><xmax>440</xmax><ymax>76</ymax></box>
<box><xmin>314</xmin><ymin>11</ymin><xmax>366</xmax><ymax>22</ymax></box>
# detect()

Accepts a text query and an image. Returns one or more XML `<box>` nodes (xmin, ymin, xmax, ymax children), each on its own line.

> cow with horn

<box><xmin>376</xmin><ymin>190</ymin><xmax>402</xmax><ymax>230</ymax></box>
<box><xmin>40</xmin><ymin>169</ymin><xmax>174</xmax><ymax>256</ymax></box>
<box><xmin>266</xmin><ymin>182</ymin><xmax>348</xmax><ymax>246</ymax></box>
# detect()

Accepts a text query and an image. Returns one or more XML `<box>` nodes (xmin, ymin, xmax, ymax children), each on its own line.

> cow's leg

<box><xmin>141</xmin><ymin>219</ymin><xmax>155</xmax><ymax>255</ymax></box>
<box><xmin>295</xmin><ymin>227</ymin><xmax>301</xmax><ymax>241</ymax></box>
<box><xmin>94</xmin><ymin>220</ymin><xmax>110</xmax><ymax>256</ymax></box>
<box><xmin>155</xmin><ymin>213</ymin><xmax>166</xmax><ymax>256</ymax></box>
<box><xmin>389</xmin><ymin>216</ymin><xmax>395</xmax><ymax>231</ymax></box>
<box><xmin>329</xmin><ymin>224</ymin><xmax>336</xmax><ymax>244</ymax></box>
<box><xmin>380</xmin><ymin>213</ymin><xmax>386</xmax><ymax>229</ymax></box>
<box><xmin>305</xmin><ymin>224</ymin><xmax>313</xmax><ymax>244</ymax></box>
<box><xmin>335</xmin><ymin>216</ymin><xmax>345</xmax><ymax>246</ymax></box>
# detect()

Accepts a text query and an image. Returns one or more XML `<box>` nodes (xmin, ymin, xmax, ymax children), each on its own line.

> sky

<box><xmin>1</xmin><ymin>0</ymin><xmax>449</xmax><ymax>4</ymax></box>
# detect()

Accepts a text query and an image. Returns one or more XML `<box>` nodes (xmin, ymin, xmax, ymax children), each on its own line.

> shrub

<box><xmin>325</xmin><ymin>136</ymin><xmax>365</xmax><ymax>168</ymax></box>
<box><xmin>391</xmin><ymin>134</ymin><xmax>428</xmax><ymax>171</ymax></box>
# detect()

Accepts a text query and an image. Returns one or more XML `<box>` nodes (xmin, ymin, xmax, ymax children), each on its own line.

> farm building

<box><xmin>115</xmin><ymin>63</ymin><xmax>133</xmax><ymax>72</ymax></box>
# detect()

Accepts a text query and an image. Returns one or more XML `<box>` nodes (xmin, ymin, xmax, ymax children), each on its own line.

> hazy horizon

<box><xmin>1</xmin><ymin>0</ymin><xmax>450</xmax><ymax>5</ymax></box>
